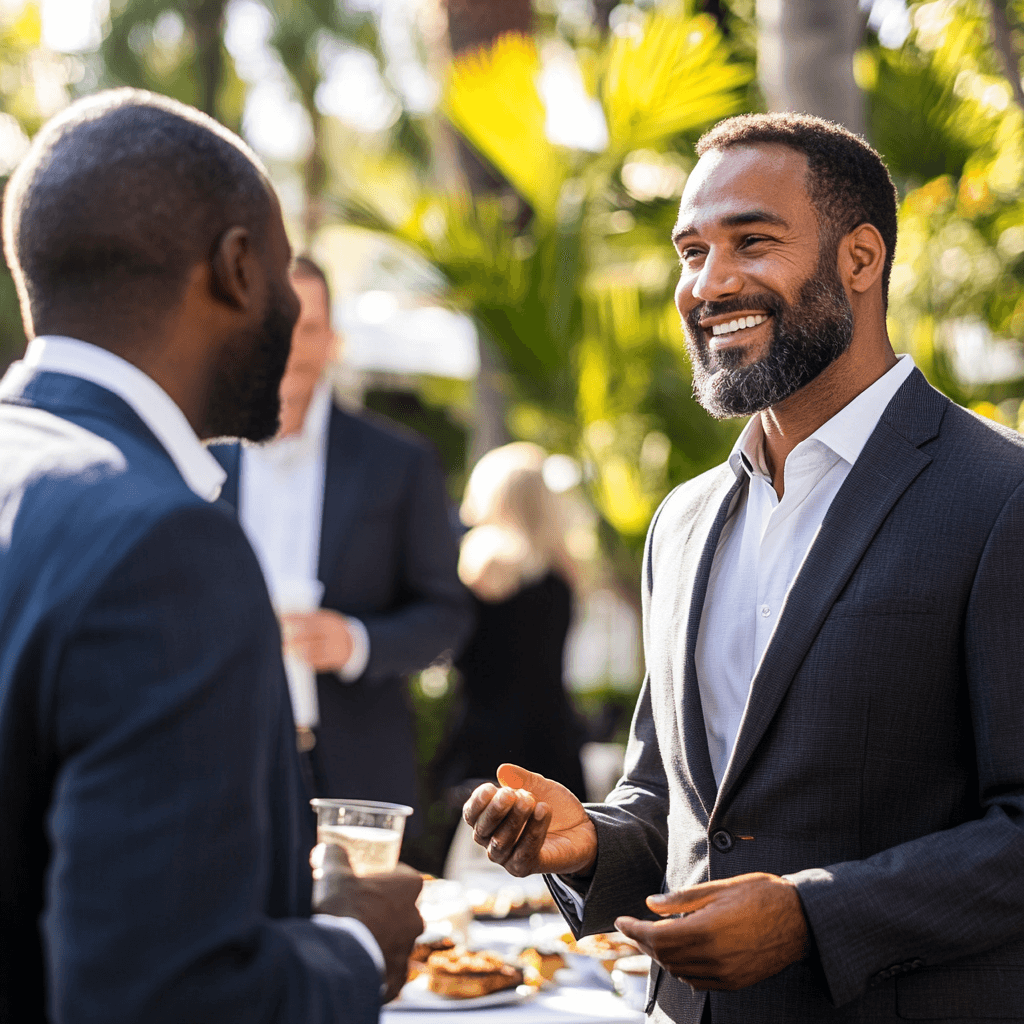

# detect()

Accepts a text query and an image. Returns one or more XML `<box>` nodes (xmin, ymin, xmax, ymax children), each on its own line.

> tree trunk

<box><xmin>188</xmin><ymin>0</ymin><xmax>227</xmax><ymax>120</ymax></box>
<box><xmin>756</xmin><ymin>0</ymin><xmax>867</xmax><ymax>135</ymax></box>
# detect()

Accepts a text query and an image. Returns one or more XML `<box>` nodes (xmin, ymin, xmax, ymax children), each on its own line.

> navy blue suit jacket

<box><xmin>213</xmin><ymin>403</ymin><xmax>472</xmax><ymax>812</ymax></box>
<box><xmin>0</xmin><ymin>369</ymin><xmax>381</xmax><ymax>1023</ymax></box>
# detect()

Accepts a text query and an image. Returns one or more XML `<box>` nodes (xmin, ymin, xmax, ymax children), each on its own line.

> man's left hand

<box><xmin>280</xmin><ymin>610</ymin><xmax>354</xmax><ymax>673</ymax></box>
<box><xmin>614</xmin><ymin>872</ymin><xmax>808</xmax><ymax>991</ymax></box>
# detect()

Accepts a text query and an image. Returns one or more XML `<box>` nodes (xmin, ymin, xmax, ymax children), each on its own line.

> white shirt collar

<box><xmin>730</xmin><ymin>354</ymin><xmax>917</xmax><ymax>483</ymax></box>
<box><xmin>17</xmin><ymin>335</ymin><xmax>226</xmax><ymax>502</ymax></box>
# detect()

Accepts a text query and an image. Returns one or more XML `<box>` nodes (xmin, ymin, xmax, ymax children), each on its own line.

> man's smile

<box><xmin>698</xmin><ymin>312</ymin><xmax>772</xmax><ymax>351</ymax></box>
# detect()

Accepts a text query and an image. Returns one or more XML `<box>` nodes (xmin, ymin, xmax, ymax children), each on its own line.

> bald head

<box><xmin>3</xmin><ymin>88</ymin><xmax>274</xmax><ymax>337</ymax></box>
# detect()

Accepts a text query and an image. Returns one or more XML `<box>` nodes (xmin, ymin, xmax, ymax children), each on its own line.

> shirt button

<box><xmin>760</xmin><ymin>604</ymin><xmax>771</xmax><ymax>617</ymax></box>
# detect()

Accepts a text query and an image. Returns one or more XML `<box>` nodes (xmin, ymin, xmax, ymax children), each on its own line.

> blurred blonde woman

<box><xmin>435</xmin><ymin>442</ymin><xmax>587</xmax><ymax>801</ymax></box>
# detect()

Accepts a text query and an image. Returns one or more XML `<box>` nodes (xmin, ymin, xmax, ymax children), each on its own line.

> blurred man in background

<box><xmin>0</xmin><ymin>89</ymin><xmax>421</xmax><ymax>1023</ymax></box>
<box><xmin>213</xmin><ymin>256</ymin><xmax>472</xmax><ymax>819</ymax></box>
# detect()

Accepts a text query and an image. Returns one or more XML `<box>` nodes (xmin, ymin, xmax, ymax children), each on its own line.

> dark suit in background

<box><xmin>215</xmin><ymin>402</ymin><xmax>472</xmax><ymax>814</ymax></box>
<box><xmin>550</xmin><ymin>370</ymin><xmax>1024</xmax><ymax>1022</ymax></box>
<box><xmin>0</xmin><ymin>370</ymin><xmax>381</xmax><ymax>1024</ymax></box>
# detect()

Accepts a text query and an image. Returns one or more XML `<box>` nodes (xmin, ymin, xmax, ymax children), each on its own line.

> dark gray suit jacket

<box><xmin>552</xmin><ymin>370</ymin><xmax>1024</xmax><ymax>1023</ymax></box>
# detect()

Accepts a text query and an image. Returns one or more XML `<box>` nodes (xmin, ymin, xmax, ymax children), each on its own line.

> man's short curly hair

<box><xmin>696</xmin><ymin>113</ymin><xmax>899</xmax><ymax>302</ymax></box>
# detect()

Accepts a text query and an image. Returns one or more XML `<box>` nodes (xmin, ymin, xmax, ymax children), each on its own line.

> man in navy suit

<box><xmin>0</xmin><ymin>90</ymin><xmax>422</xmax><ymax>1023</ymax></box>
<box><xmin>212</xmin><ymin>257</ymin><xmax>472</xmax><ymax>815</ymax></box>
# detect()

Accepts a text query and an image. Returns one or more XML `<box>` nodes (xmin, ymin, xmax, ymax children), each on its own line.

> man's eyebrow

<box><xmin>672</xmin><ymin>209</ymin><xmax>790</xmax><ymax>244</ymax></box>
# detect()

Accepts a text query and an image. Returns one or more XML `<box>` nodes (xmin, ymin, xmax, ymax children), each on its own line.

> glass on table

<box><xmin>311</xmin><ymin>798</ymin><xmax>413</xmax><ymax>876</ymax></box>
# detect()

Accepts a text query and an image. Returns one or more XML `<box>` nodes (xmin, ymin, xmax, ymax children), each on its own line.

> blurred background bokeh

<box><xmin>5</xmin><ymin>0</ymin><xmax>1024</xmax><ymax>869</ymax></box>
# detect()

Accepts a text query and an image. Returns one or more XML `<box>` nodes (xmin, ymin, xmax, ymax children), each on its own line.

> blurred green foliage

<box><xmin>341</xmin><ymin>5</ymin><xmax>750</xmax><ymax>582</ymax></box>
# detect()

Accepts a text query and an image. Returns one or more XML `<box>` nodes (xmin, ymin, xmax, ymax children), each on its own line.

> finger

<box><xmin>502</xmin><ymin>802</ymin><xmax>551</xmax><ymax>876</ymax></box>
<box><xmin>496</xmin><ymin>763</ymin><xmax>546</xmax><ymax>793</ymax></box>
<box><xmin>484</xmin><ymin>789</ymin><xmax>538</xmax><ymax>864</ymax></box>
<box><xmin>470</xmin><ymin>786</ymin><xmax>519</xmax><ymax>845</ymax></box>
<box><xmin>647</xmin><ymin>880</ymin><xmax>731</xmax><ymax>915</ymax></box>
<box><xmin>463</xmin><ymin>782</ymin><xmax>498</xmax><ymax>827</ymax></box>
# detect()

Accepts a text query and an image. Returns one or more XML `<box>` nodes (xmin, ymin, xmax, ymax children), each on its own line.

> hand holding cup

<box><xmin>313</xmin><ymin>844</ymin><xmax>424</xmax><ymax>1003</ymax></box>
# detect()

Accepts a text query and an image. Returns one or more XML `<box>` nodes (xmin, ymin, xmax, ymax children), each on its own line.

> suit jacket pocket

<box><xmin>896</xmin><ymin>966</ymin><xmax>1024</xmax><ymax>1019</ymax></box>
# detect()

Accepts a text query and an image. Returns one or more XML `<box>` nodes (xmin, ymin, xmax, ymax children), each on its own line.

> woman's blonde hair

<box><xmin>458</xmin><ymin>442</ymin><xmax>573</xmax><ymax>602</ymax></box>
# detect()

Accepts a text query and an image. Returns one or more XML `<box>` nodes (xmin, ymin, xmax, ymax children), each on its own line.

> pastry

<box><xmin>426</xmin><ymin>949</ymin><xmax>524</xmax><ymax>999</ymax></box>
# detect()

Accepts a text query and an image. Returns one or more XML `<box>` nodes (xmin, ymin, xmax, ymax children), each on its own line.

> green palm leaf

<box><xmin>601</xmin><ymin>11</ymin><xmax>751</xmax><ymax>159</ymax></box>
<box><xmin>443</xmin><ymin>34</ymin><xmax>566</xmax><ymax>222</ymax></box>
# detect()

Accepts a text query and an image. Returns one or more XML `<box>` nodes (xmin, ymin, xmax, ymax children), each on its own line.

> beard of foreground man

<box><xmin>0</xmin><ymin>89</ymin><xmax>422</xmax><ymax>1024</ymax></box>
<box><xmin>465</xmin><ymin>112</ymin><xmax>1024</xmax><ymax>1023</ymax></box>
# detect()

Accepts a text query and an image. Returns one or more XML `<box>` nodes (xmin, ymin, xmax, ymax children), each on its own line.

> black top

<box><xmin>438</xmin><ymin>571</ymin><xmax>586</xmax><ymax>800</ymax></box>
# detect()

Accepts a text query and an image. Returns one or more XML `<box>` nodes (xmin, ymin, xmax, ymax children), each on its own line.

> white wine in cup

<box><xmin>310</xmin><ymin>799</ymin><xmax>412</xmax><ymax>876</ymax></box>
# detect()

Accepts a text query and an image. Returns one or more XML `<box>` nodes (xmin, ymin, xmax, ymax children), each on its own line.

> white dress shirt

<box><xmin>238</xmin><ymin>381</ymin><xmax>370</xmax><ymax>681</ymax></box>
<box><xmin>696</xmin><ymin>354</ymin><xmax>916</xmax><ymax>786</ymax></box>
<box><xmin>8</xmin><ymin>335</ymin><xmax>384</xmax><ymax>981</ymax></box>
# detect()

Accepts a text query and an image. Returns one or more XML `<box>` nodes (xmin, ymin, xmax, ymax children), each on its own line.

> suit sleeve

<box><xmin>44</xmin><ymin>505</ymin><xmax>382</xmax><ymax>1024</ymax></box>
<box><xmin>357</xmin><ymin>444</ymin><xmax>473</xmax><ymax>682</ymax></box>
<box><xmin>789</xmin><ymin>479</ymin><xmax>1024</xmax><ymax>1007</ymax></box>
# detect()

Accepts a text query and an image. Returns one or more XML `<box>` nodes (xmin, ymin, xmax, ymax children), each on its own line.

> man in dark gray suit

<box><xmin>464</xmin><ymin>113</ymin><xmax>1024</xmax><ymax>1022</ymax></box>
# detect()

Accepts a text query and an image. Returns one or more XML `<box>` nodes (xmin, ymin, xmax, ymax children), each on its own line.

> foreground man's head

<box><xmin>674</xmin><ymin>112</ymin><xmax>899</xmax><ymax>419</ymax></box>
<box><xmin>2</xmin><ymin>88</ymin><xmax>299</xmax><ymax>442</ymax></box>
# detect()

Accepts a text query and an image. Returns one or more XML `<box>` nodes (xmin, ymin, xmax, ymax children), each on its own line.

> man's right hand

<box><xmin>462</xmin><ymin>763</ymin><xmax>597</xmax><ymax>878</ymax></box>
<box><xmin>312</xmin><ymin>846</ymin><xmax>424</xmax><ymax>1003</ymax></box>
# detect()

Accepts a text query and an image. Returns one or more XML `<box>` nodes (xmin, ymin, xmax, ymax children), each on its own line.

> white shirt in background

<box><xmin>239</xmin><ymin>380</ymin><xmax>370</xmax><ymax>682</ymax></box>
<box><xmin>6</xmin><ymin>334</ymin><xmax>384</xmax><ymax>982</ymax></box>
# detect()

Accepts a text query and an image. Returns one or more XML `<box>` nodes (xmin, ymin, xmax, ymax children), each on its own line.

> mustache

<box><xmin>685</xmin><ymin>293</ymin><xmax>784</xmax><ymax>336</ymax></box>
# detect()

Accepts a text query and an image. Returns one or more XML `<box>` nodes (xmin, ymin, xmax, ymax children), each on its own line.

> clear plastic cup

<box><xmin>311</xmin><ymin>798</ymin><xmax>413</xmax><ymax>875</ymax></box>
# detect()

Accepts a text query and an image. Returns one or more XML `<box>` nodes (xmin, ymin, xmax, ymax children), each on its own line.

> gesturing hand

<box><xmin>614</xmin><ymin>872</ymin><xmax>808</xmax><ymax>991</ymax></box>
<box><xmin>462</xmin><ymin>763</ymin><xmax>597</xmax><ymax>878</ymax></box>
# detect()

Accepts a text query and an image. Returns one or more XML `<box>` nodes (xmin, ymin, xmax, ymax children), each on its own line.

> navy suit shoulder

<box><xmin>0</xmin><ymin>372</ymin><xmax>382</xmax><ymax>1024</ymax></box>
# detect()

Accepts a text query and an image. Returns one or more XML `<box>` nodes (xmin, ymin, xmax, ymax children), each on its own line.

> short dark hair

<box><xmin>696</xmin><ymin>113</ymin><xmax>899</xmax><ymax>302</ymax></box>
<box><xmin>3</xmin><ymin>88</ymin><xmax>274</xmax><ymax>334</ymax></box>
<box><xmin>291</xmin><ymin>254</ymin><xmax>331</xmax><ymax>312</ymax></box>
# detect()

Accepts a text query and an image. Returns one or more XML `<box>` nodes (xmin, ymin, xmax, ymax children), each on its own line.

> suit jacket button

<box><xmin>711</xmin><ymin>829</ymin><xmax>734</xmax><ymax>852</ymax></box>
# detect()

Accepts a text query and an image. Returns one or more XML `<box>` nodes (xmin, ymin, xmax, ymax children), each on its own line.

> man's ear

<box><xmin>841</xmin><ymin>222</ymin><xmax>886</xmax><ymax>296</ymax></box>
<box><xmin>209</xmin><ymin>226</ymin><xmax>256</xmax><ymax>310</ymax></box>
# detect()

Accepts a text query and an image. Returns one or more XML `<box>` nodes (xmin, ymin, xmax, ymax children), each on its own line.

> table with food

<box><xmin>311</xmin><ymin>798</ymin><xmax>650</xmax><ymax>1022</ymax></box>
<box><xmin>381</xmin><ymin>873</ymin><xmax>650</xmax><ymax>1023</ymax></box>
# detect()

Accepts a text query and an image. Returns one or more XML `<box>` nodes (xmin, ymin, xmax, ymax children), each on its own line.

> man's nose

<box><xmin>692</xmin><ymin>248</ymin><xmax>742</xmax><ymax>302</ymax></box>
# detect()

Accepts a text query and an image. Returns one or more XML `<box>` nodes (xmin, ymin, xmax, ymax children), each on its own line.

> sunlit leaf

<box><xmin>443</xmin><ymin>33</ymin><xmax>566</xmax><ymax>221</ymax></box>
<box><xmin>600</xmin><ymin>11</ymin><xmax>750</xmax><ymax>159</ymax></box>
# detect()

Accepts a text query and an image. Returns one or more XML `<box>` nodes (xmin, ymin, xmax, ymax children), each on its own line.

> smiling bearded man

<box><xmin>461</xmin><ymin>112</ymin><xmax>1024</xmax><ymax>1024</ymax></box>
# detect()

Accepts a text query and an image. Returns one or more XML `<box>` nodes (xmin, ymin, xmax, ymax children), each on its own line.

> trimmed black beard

<box><xmin>205</xmin><ymin>282</ymin><xmax>296</xmax><ymax>442</ymax></box>
<box><xmin>684</xmin><ymin>249</ymin><xmax>854</xmax><ymax>419</ymax></box>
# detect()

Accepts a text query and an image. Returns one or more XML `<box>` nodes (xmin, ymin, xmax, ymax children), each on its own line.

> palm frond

<box><xmin>601</xmin><ymin>12</ymin><xmax>751</xmax><ymax>159</ymax></box>
<box><xmin>443</xmin><ymin>33</ymin><xmax>566</xmax><ymax>221</ymax></box>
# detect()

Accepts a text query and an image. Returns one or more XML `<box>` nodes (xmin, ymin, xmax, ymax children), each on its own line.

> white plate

<box><xmin>389</xmin><ymin>975</ymin><xmax>536</xmax><ymax>1012</ymax></box>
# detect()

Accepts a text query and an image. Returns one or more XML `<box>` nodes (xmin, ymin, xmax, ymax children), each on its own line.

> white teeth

<box><xmin>711</xmin><ymin>314</ymin><xmax>767</xmax><ymax>337</ymax></box>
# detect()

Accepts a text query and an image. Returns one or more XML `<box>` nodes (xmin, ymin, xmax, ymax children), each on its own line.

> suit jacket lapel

<box><xmin>679</xmin><ymin>468</ymin><xmax>744</xmax><ymax>817</ymax></box>
<box><xmin>317</xmin><ymin>406</ymin><xmax>363</xmax><ymax>586</ymax></box>
<box><xmin>715</xmin><ymin>370</ymin><xmax>946</xmax><ymax>809</ymax></box>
